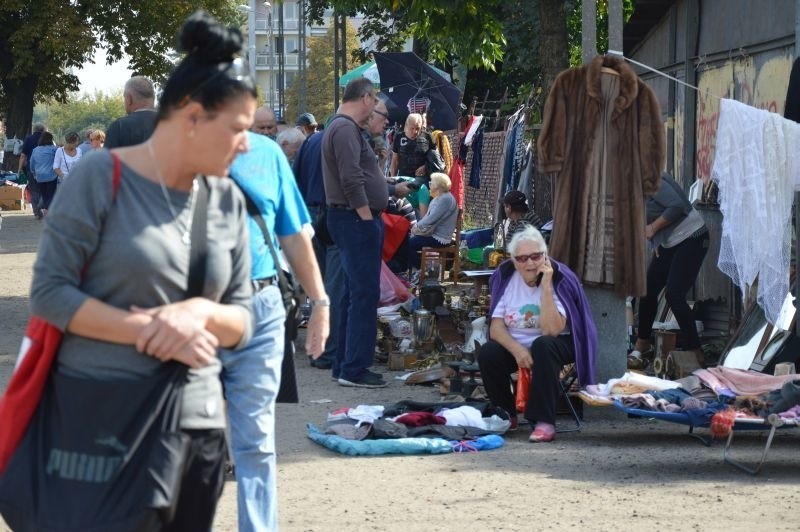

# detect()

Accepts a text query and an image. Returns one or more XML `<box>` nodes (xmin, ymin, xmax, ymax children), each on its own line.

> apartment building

<box><xmin>244</xmin><ymin>0</ymin><xmax>363</xmax><ymax>119</ymax></box>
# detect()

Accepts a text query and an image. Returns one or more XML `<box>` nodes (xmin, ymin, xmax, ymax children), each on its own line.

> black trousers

<box><xmin>637</xmin><ymin>232</ymin><xmax>709</xmax><ymax>350</ymax></box>
<box><xmin>161</xmin><ymin>428</ymin><xmax>227</xmax><ymax>532</ymax></box>
<box><xmin>38</xmin><ymin>180</ymin><xmax>58</xmax><ymax>210</ymax></box>
<box><xmin>478</xmin><ymin>335</ymin><xmax>575</xmax><ymax>425</ymax></box>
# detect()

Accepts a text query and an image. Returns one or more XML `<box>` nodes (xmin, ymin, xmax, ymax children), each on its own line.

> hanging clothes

<box><xmin>537</xmin><ymin>55</ymin><xmax>665</xmax><ymax>296</ymax></box>
<box><xmin>464</xmin><ymin>115</ymin><xmax>483</xmax><ymax>146</ymax></box>
<box><xmin>516</xmin><ymin>142</ymin><xmax>533</xmax><ymax>199</ymax></box>
<box><xmin>468</xmin><ymin>126</ymin><xmax>485</xmax><ymax>189</ymax></box>
<box><xmin>712</xmin><ymin>98</ymin><xmax>800</xmax><ymax>325</ymax></box>
<box><xmin>449</xmin><ymin>134</ymin><xmax>466</xmax><ymax>209</ymax></box>
<box><xmin>508</xmin><ymin>112</ymin><xmax>527</xmax><ymax>192</ymax></box>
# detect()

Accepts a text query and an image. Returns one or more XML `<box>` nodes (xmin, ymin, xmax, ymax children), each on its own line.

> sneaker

<box><xmin>338</xmin><ymin>373</ymin><xmax>388</xmax><ymax>388</ymax></box>
<box><xmin>529</xmin><ymin>422</ymin><xmax>556</xmax><ymax>443</ymax></box>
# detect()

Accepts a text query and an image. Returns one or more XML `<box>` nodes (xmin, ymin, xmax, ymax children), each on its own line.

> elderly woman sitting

<box><xmin>404</xmin><ymin>172</ymin><xmax>458</xmax><ymax>270</ymax></box>
<box><xmin>478</xmin><ymin>226</ymin><xmax>597</xmax><ymax>443</ymax></box>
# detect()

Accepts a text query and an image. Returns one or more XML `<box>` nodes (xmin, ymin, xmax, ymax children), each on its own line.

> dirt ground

<box><xmin>1</xmin><ymin>209</ymin><xmax>799</xmax><ymax>532</ymax></box>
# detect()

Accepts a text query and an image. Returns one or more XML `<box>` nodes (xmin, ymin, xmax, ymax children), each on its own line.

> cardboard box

<box><xmin>0</xmin><ymin>185</ymin><xmax>25</xmax><ymax>210</ymax></box>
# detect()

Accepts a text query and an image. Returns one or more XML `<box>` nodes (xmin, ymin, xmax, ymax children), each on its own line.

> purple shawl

<box><xmin>487</xmin><ymin>258</ymin><xmax>598</xmax><ymax>386</ymax></box>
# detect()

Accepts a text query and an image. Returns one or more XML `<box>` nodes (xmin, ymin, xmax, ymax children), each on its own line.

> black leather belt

<box><xmin>252</xmin><ymin>276</ymin><xmax>278</xmax><ymax>293</ymax></box>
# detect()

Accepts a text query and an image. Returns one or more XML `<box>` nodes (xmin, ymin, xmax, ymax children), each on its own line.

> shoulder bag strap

<box><xmin>235</xmin><ymin>184</ymin><xmax>293</xmax><ymax>302</ymax></box>
<box><xmin>186</xmin><ymin>176</ymin><xmax>209</xmax><ymax>298</ymax></box>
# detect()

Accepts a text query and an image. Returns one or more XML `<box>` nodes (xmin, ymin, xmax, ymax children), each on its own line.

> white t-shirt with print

<box><xmin>491</xmin><ymin>270</ymin><xmax>568</xmax><ymax>346</ymax></box>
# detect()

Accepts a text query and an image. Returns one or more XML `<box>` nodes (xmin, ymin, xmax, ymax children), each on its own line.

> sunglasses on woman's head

<box><xmin>180</xmin><ymin>57</ymin><xmax>250</xmax><ymax>107</ymax></box>
<box><xmin>513</xmin><ymin>251</ymin><xmax>545</xmax><ymax>264</ymax></box>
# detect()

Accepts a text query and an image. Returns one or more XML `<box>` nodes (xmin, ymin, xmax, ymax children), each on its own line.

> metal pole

<box><xmin>247</xmin><ymin>0</ymin><xmax>256</xmax><ymax>78</ymax></box>
<box><xmin>581</xmin><ymin>0</ymin><xmax>597</xmax><ymax>63</ymax></box>
<box><xmin>333</xmin><ymin>12</ymin><xmax>340</xmax><ymax>110</ymax></box>
<box><xmin>608</xmin><ymin>0</ymin><xmax>623</xmax><ymax>54</ymax></box>
<box><xmin>277</xmin><ymin>2</ymin><xmax>285</xmax><ymax>119</ymax></box>
<box><xmin>267</xmin><ymin>3</ymin><xmax>274</xmax><ymax>112</ymax></box>
<box><xmin>298</xmin><ymin>0</ymin><xmax>307</xmax><ymax>114</ymax></box>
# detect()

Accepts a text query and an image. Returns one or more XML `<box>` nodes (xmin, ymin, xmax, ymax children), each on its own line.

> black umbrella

<box><xmin>373</xmin><ymin>52</ymin><xmax>462</xmax><ymax>131</ymax></box>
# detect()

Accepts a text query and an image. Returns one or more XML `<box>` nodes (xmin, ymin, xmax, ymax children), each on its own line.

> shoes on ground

<box><xmin>529</xmin><ymin>422</ymin><xmax>556</xmax><ymax>443</ymax></box>
<box><xmin>338</xmin><ymin>372</ymin><xmax>388</xmax><ymax>388</ymax></box>
<box><xmin>311</xmin><ymin>358</ymin><xmax>333</xmax><ymax>369</ymax></box>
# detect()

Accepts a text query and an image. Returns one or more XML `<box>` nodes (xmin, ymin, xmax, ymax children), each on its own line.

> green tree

<box><xmin>33</xmin><ymin>91</ymin><xmax>126</xmax><ymax>142</ymax></box>
<box><xmin>0</xmin><ymin>0</ymin><xmax>240</xmax><ymax>161</ymax></box>
<box><xmin>284</xmin><ymin>19</ymin><xmax>360</xmax><ymax>125</ymax></box>
<box><xmin>307</xmin><ymin>0</ymin><xmax>506</xmax><ymax>71</ymax></box>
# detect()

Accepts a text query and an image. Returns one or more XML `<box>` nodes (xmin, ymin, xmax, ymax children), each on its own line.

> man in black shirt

<box><xmin>104</xmin><ymin>77</ymin><xmax>157</xmax><ymax>148</ymax></box>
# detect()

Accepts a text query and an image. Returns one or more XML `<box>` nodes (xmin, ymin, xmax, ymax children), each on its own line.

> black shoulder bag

<box><xmin>0</xmin><ymin>173</ymin><xmax>210</xmax><ymax>531</ymax></box>
<box><xmin>238</xmin><ymin>187</ymin><xmax>302</xmax><ymax>404</ymax></box>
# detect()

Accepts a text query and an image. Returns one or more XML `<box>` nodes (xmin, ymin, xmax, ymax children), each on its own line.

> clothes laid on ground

<box><xmin>310</xmin><ymin>400</ymin><xmax>512</xmax><ymax>454</ymax></box>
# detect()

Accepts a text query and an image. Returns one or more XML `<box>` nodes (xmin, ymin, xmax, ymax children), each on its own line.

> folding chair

<box><xmin>556</xmin><ymin>364</ymin><xmax>583</xmax><ymax>433</ymax></box>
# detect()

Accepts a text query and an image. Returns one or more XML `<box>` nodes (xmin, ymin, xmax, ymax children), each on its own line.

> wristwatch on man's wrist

<box><xmin>309</xmin><ymin>297</ymin><xmax>330</xmax><ymax>307</ymax></box>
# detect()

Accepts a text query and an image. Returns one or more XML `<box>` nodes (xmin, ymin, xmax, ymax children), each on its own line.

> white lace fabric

<box><xmin>712</xmin><ymin>99</ymin><xmax>800</xmax><ymax>325</ymax></box>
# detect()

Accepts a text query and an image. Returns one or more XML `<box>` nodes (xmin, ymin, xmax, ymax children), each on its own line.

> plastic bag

<box><xmin>515</xmin><ymin>367</ymin><xmax>531</xmax><ymax>413</ymax></box>
<box><xmin>379</xmin><ymin>261</ymin><xmax>410</xmax><ymax>306</ymax></box>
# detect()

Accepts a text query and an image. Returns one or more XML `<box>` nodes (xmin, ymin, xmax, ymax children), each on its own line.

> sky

<box><xmin>75</xmin><ymin>48</ymin><xmax>132</xmax><ymax>96</ymax></box>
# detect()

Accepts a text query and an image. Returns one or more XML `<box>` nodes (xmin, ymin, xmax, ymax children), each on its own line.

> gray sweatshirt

<box><xmin>415</xmin><ymin>191</ymin><xmax>458</xmax><ymax>244</ymax></box>
<box><xmin>321</xmin><ymin>114</ymin><xmax>389</xmax><ymax>212</ymax></box>
<box><xmin>30</xmin><ymin>150</ymin><xmax>253</xmax><ymax>430</ymax></box>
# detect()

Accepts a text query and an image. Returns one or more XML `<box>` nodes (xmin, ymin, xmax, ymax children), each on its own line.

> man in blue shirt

<box><xmin>223</xmin><ymin>132</ymin><xmax>329</xmax><ymax>531</ymax></box>
<box><xmin>291</xmin><ymin>131</ymin><xmax>339</xmax><ymax>370</ymax></box>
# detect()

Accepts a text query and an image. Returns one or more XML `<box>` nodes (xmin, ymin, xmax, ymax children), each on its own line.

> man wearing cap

<box><xmin>296</xmin><ymin>112</ymin><xmax>317</xmax><ymax>137</ymax></box>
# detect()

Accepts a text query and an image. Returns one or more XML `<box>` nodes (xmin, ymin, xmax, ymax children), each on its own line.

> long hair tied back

<box><xmin>157</xmin><ymin>10</ymin><xmax>256</xmax><ymax>121</ymax></box>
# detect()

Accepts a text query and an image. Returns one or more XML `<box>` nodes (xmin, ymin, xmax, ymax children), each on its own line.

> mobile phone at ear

<box><xmin>535</xmin><ymin>272</ymin><xmax>543</xmax><ymax>287</ymax></box>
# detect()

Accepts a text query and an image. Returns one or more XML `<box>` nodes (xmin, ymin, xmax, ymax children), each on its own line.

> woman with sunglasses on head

<box><xmin>28</xmin><ymin>11</ymin><xmax>256</xmax><ymax>530</ymax></box>
<box><xmin>478</xmin><ymin>226</ymin><xmax>597</xmax><ymax>443</ymax></box>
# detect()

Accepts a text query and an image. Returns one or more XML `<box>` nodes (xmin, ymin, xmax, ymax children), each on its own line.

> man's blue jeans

<box><xmin>320</xmin><ymin>245</ymin><xmax>345</xmax><ymax>370</ymax></box>
<box><xmin>220</xmin><ymin>284</ymin><xmax>285</xmax><ymax>532</ymax></box>
<box><xmin>326</xmin><ymin>207</ymin><xmax>383</xmax><ymax>381</ymax></box>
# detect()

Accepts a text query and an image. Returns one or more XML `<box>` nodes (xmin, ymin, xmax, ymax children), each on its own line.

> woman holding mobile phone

<box><xmin>478</xmin><ymin>226</ymin><xmax>597</xmax><ymax>443</ymax></box>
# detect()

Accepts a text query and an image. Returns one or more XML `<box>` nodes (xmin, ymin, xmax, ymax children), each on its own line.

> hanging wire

<box><xmin>607</xmin><ymin>49</ymin><xmax>723</xmax><ymax>100</ymax></box>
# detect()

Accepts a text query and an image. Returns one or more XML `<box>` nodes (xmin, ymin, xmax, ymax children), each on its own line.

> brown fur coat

<box><xmin>537</xmin><ymin>55</ymin><xmax>665</xmax><ymax>296</ymax></box>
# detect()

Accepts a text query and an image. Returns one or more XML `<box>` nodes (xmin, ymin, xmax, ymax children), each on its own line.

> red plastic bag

<box><xmin>382</xmin><ymin>212</ymin><xmax>411</xmax><ymax>262</ymax></box>
<box><xmin>515</xmin><ymin>367</ymin><xmax>531</xmax><ymax>413</ymax></box>
<box><xmin>379</xmin><ymin>260</ymin><xmax>411</xmax><ymax>306</ymax></box>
